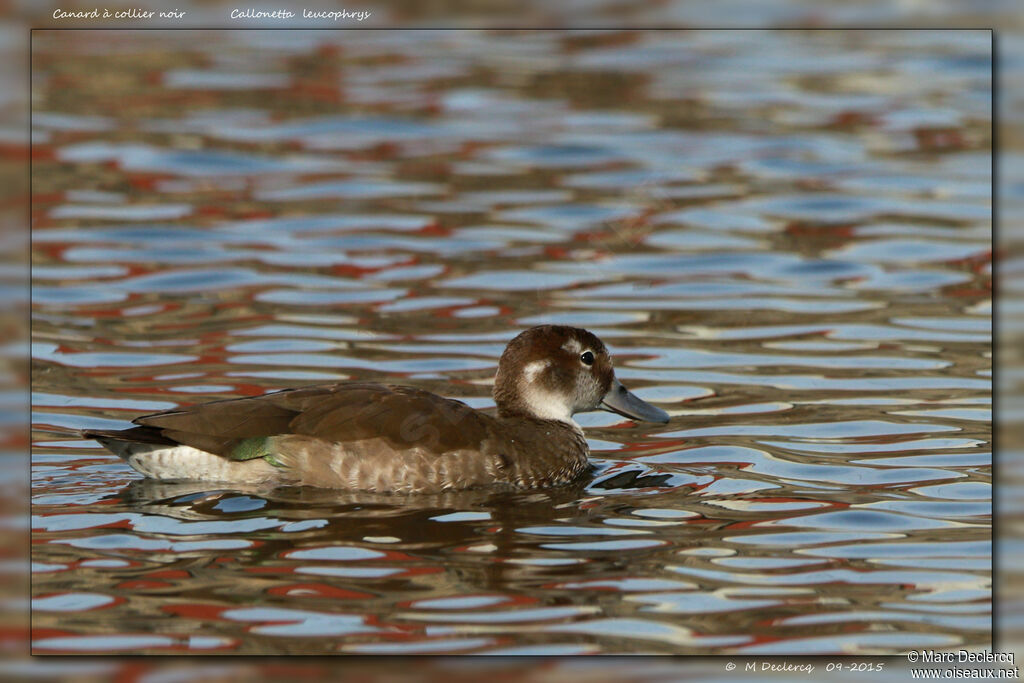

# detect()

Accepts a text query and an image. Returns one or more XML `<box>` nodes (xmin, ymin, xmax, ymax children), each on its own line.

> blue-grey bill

<box><xmin>600</xmin><ymin>378</ymin><xmax>670</xmax><ymax>423</ymax></box>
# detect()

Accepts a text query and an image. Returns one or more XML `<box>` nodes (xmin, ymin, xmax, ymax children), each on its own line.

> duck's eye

<box><xmin>580</xmin><ymin>351</ymin><xmax>595</xmax><ymax>366</ymax></box>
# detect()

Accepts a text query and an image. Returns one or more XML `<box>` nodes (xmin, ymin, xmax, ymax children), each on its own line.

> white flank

<box><xmin>125</xmin><ymin>446</ymin><xmax>231</xmax><ymax>480</ymax></box>
<box><xmin>120</xmin><ymin>444</ymin><xmax>274</xmax><ymax>484</ymax></box>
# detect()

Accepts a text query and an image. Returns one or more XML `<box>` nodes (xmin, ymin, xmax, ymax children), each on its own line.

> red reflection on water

<box><xmin>416</xmin><ymin>220</ymin><xmax>451</xmax><ymax>237</ymax></box>
<box><xmin>163</xmin><ymin>603</ymin><xmax>226</xmax><ymax>620</ymax></box>
<box><xmin>125</xmin><ymin>171</ymin><xmax>175</xmax><ymax>192</ymax></box>
<box><xmin>914</xmin><ymin>127</ymin><xmax>968</xmax><ymax>151</ymax></box>
<box><xmin>147</xmin><ymin>570</ymin><xmax>190</xmax><ymax>580</ymax></box>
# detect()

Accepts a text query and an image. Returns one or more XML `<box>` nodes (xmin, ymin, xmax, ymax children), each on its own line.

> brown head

<box><xmin>493</xmin><ymin>325</ymin><xmax>669</xmax><ymax>424</ymax></box>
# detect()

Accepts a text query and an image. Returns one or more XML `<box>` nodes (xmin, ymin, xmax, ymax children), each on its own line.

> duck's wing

<box><xmin>131</xmin><ymin>382</ymin><xmax>495</xmax><ymax>459</ymax></box>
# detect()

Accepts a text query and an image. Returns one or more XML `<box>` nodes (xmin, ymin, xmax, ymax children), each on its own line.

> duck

<box><xmin>83</xmin><ymin>325</ymin><xmax>669</xmax><ymax>493</ymax></box>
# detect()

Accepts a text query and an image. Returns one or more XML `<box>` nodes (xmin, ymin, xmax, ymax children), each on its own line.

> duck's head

<box><xmin>493</xmin><ymin>325</ymin><xmax>670</xmax><ymax>425</ymax></box>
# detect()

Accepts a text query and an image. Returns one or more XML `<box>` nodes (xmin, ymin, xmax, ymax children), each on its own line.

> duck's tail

<box><xmin>81</xmin><ymin>426</ymin><xmax>175</xmax><ymax>460</ymax></box>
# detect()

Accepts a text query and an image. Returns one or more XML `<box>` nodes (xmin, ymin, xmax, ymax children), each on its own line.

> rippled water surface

<box><xmin>31</xmin><ymin>30</ymin><xmax>991</xmax><ymax>655</ymax></box>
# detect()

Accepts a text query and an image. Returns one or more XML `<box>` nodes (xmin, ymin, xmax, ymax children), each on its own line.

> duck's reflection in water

<box><xmin>116</xmin><ymin>473</ymin><xmax>710</xmax><ymax>593</ymax></box>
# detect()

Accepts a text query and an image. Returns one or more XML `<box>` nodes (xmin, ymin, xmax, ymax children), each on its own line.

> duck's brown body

<box><xmin>85</xmin><ymin>326</ymin><xmax>668</xmax><ymax>493</ymax></box>
<box><xmin>89</xmin><ymin>383</ymin><xmax>589</xmax><ymax>493</ymax></box>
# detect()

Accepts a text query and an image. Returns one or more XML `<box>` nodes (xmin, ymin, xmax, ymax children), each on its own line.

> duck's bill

<box><xmin>600</xmin><ymin>379</ymin><xmax>670</xmax><ymax>423</ymax></box>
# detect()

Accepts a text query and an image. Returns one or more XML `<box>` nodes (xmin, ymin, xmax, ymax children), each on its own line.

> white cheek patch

<box><xmin>522</xmin><ymin>385</ymin><xmax>575</xmax><ymax>423</ymax></box>
<box><xmin>520</xmin><ymin>358</ymin><xmax>575</xmax><ymax>424</ymax></box>
<box><xmin>561</xmin><ymin>338</ymin><xmax>583</xmax><ymax>354</ymax></box>
<box><xmin>522</xmin><ymin>359</ymin><xmax>551</xmax><ymax>383</ymax></box>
